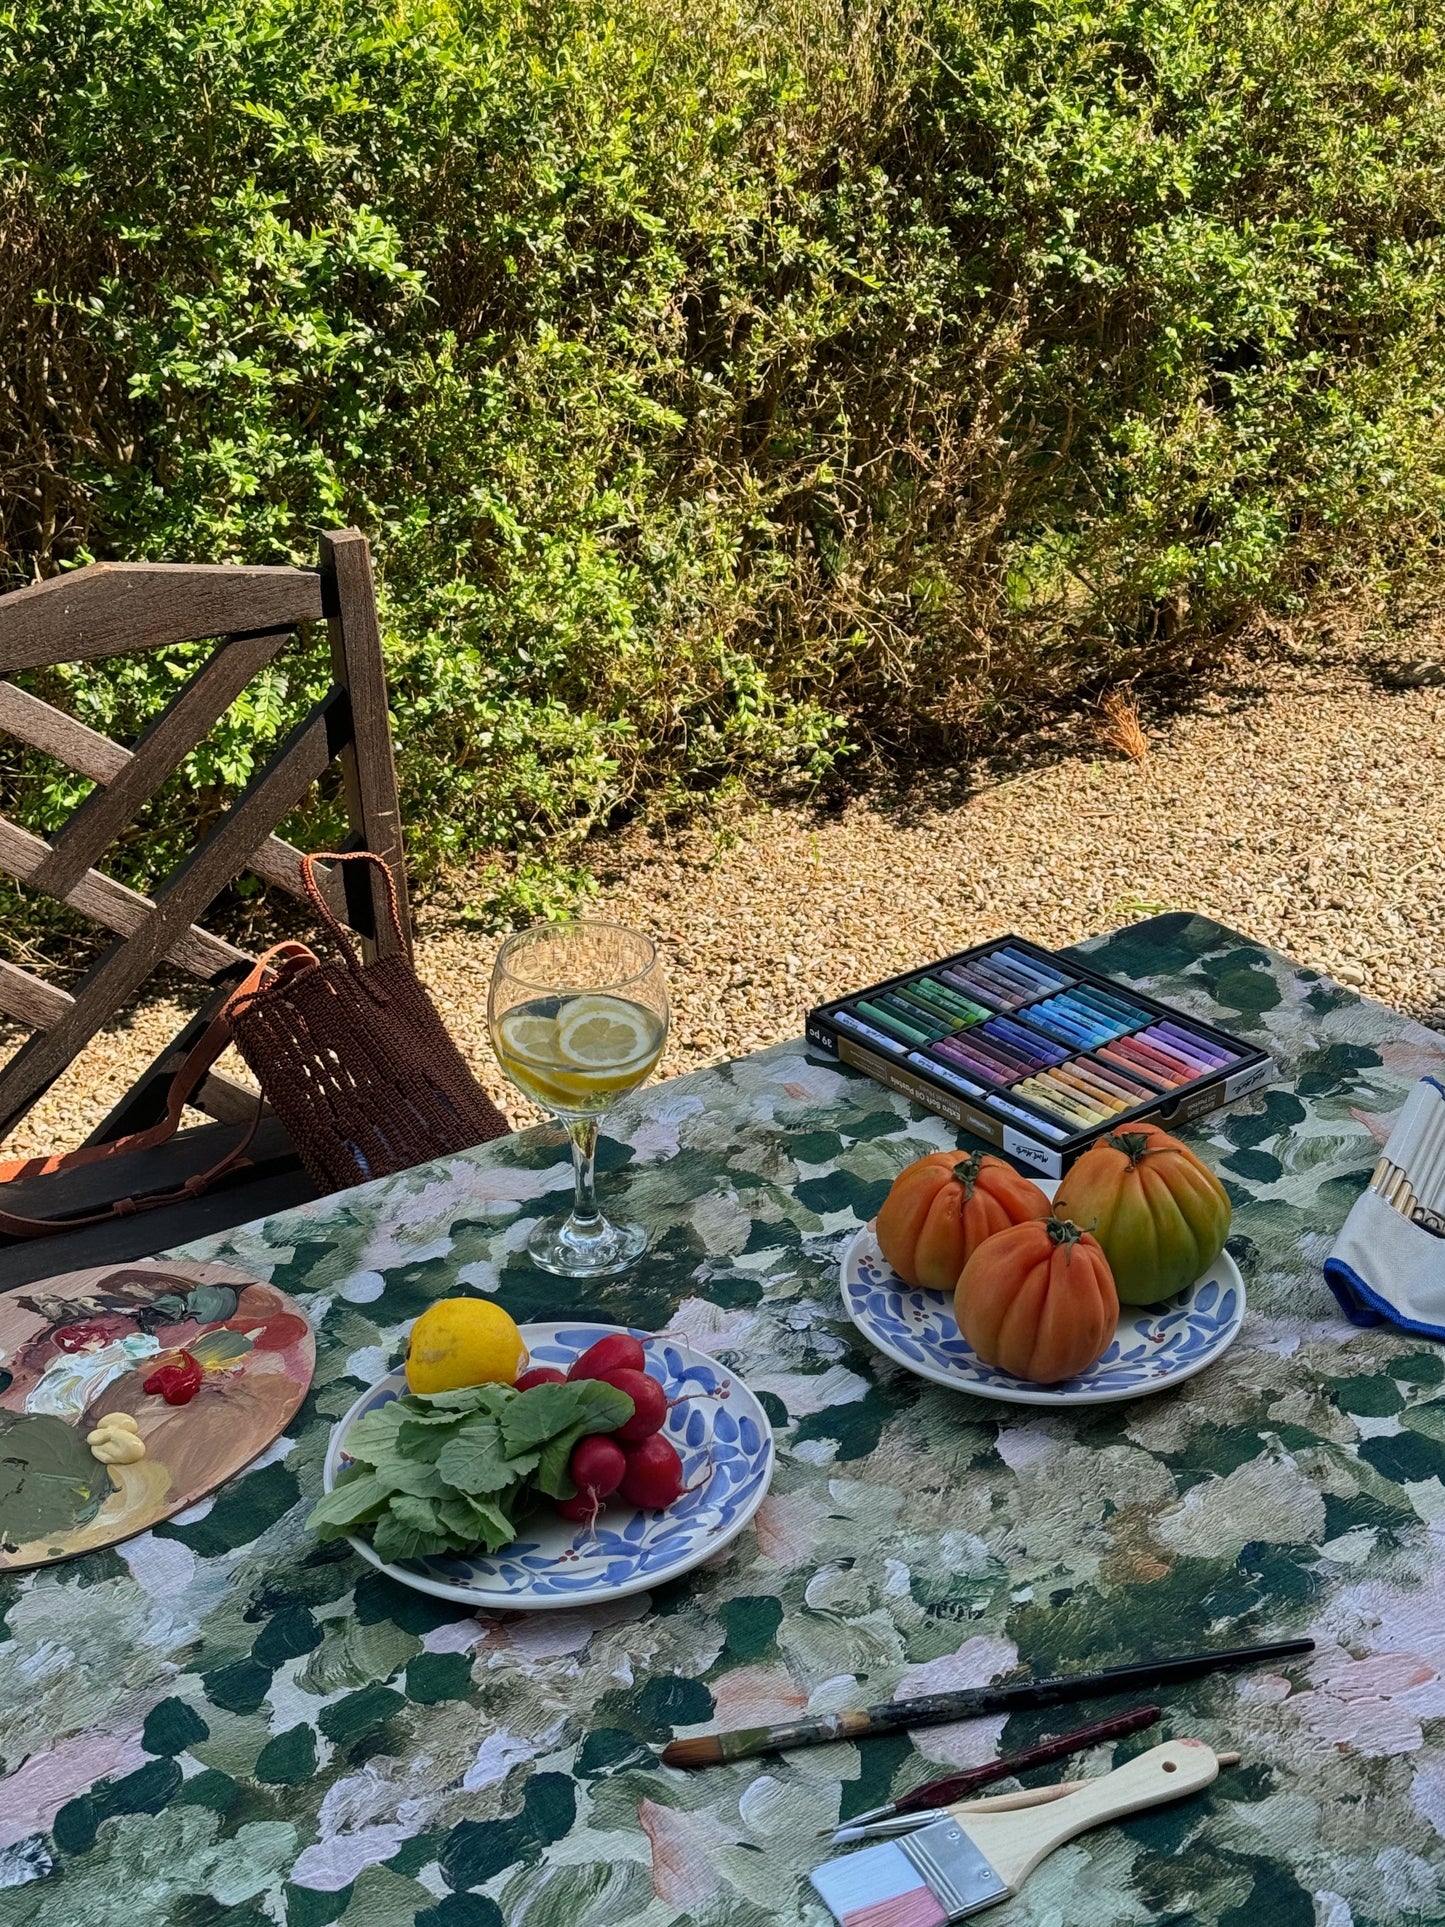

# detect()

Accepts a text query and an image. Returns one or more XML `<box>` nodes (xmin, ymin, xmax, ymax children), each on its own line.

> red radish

<box><xmin>514</xmin><ymin>1366</ymin><xmax>567</xmax><ymax>1391</ymax></box>
<box><xmin>568</xmin><ymin>1433</ymin><xmax>626</xmax><ymax>1500</ymax></box>
<box><xmin>618</xmin><ymin>1434</ymin><xmax>685</xmax><ymax>1509</ymax></box>
<box><xmin>556</xmin><ymin>1490</ymin><xmax>603</xmax><ymax>1523</ymax></box>
<box><xmin>591</xmin><ymin>1367</ymin><xmax>666</xmax><ymax>1442</ymax></box>
<box><xmin>567</xmin><ymin>1333</ymin><xmax>646</xmax><ymax>1381</ymax></box>
<box><xmin>556</xmin><ymin>1434</ymin><xmax>627</xmax><ymax>1530</ymax></box>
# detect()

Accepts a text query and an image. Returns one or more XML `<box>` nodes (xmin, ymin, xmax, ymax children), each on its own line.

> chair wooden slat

<box><xmin>0</xmin><ymin>814</ymin><xmax>248</xmax><ymax>980</ymax></box>
<box><xmin>0</xmin><ymin>960</ymin><xmax>72</xmax><ymax>1029</ymax></box>
<box><xmin>0</xmin><ymin>680</ymin><xmax>345</xmax><ymax>916</ymax></box>
<box><xmin>321</xmin><ymin>530</ymin><xmax>409</xmax><ymax>957</ymax></box>
<box><xmin>34</xmin><ymin>627</ymin><xmax>291</xmax><ymax>896</ymax></box>
<box><xmin>0</xmin><ymin>563</ymin><xmax>325</xmax><ymax>672</ymax></box>
<box><xmin>0</xmin><ymin>697</ymin><xmax>337</xmax><ymax>1135</ymax></box>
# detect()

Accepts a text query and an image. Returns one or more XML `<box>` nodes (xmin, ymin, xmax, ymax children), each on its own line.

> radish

<box><xmin>514</xmin><ymin>1366</ymin><xmax>567</xmax><ymax>1391</ymax></box>
<box><xmin>556</xmin><ymin>1434</ymin><xmax>627</xmax><ymax>1530</ymax></box>
<box><xmin>589</xmin><ymin>1367</ymin><xmax>667</xmax><ymax>1442</ymax></box>
<box><xmin>567</xmin><ymin>1333</ymin><xmax>646</xmax><ymax>1381</ymax></box>
<box><xmin>618</xmin><ymin>1434</ymin><xmax>685</xmax><ymax>1509</ymax></box>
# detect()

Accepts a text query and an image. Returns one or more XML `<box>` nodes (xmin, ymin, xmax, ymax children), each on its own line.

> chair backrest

<box><xmin>0</xmin><ymin>527</ymin><xmax>409</xmax><ymax>1143</ymax></box>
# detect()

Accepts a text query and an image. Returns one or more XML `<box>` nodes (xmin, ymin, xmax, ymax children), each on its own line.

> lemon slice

<box><xmin>556</xmin><ymin>995</ymin><xmax>653</xmax><ymax>1070</ymax></box>
<box><xmin>498</xmin><ymin>1010</ymin><xmax>558</xmax><ymax>1061</ymax></box>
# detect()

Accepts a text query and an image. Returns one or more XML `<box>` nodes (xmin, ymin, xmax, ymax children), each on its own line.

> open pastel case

<box><xmin>806</xmin><ymin>934</ymin><xmax>1274</xmax><ymax>1178</ymax></box>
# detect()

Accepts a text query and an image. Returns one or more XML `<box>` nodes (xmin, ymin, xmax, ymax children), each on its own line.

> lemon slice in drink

<box><xmin>556</xmin><ymin>995</ymin><xmax>653</xmax><ymax>1071</ymax></box>
<box><xmin>497</xmin><ymin>1010</ymin><xmax>557</xmax><ymax>1061</ymax></box>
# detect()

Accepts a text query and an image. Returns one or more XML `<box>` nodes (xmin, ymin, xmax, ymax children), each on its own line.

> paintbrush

<box><xmin>810</xmin><ymin>1740</ymin><xmax>1232</xmax><ymax>1925</ymax></box>
<box><xmin>824</xmin><ymin>1704</ymin><xmax>1162</xmax><ymax>1840</ymax></box>
<box><xmin>661</xmin><ymin>1636</ymin><xmax>1312</xmax><ymax>1768</ymax></box>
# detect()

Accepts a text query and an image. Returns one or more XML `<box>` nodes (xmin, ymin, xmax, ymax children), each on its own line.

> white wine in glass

<box><xmin>489</xmin><ymin>920</ymin><xmax>669</xmax><ymax>1276</ymax></box>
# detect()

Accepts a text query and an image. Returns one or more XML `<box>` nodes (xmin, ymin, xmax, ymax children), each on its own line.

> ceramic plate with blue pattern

<box><xmin>323</xmin><ymin>1322</ymin><xmax>775</xmax><ymax>1609</ymax></box>
<box><xmin>841</xmin><ymin>1226</ymin><xmax>1245</xmax><ymax>1407</ymax></box>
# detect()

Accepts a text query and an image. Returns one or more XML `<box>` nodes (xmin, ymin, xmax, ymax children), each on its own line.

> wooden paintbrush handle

<box><xmin>966</xmin><ymin>1741</ymin><xmax>1221</xmax><ymax>1892</ymax></box>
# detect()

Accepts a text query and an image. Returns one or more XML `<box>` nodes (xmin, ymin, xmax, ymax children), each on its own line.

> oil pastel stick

<box><xmin>957</xmin><ymin>963</ymin><xmax>1026</xmax><ymax>1006</ymax></box>
<box><xmin>1076</xmin><ymin>1056</ymin><xmax>1152</xmax><ymax>1102</ymax></box>
<box><xmin>1041</xmin><ymin>1069</ymin><xmax>1110</xmax><ymax>1114</ymax></box>
<box><xmin>1018</xmin><ymin>1077</ymin><xmax>1097</xmax><ymax>1124</ymax></box>
<box><xmin>913</xmin><ymin>1052</ymin><xmax>1070</xmax><ymax>1141</ymax></box>
<box><xmin>939</xmin><ymin>967</ymin><xmax>1003</xmax><ymax>1009</ymax></box>
<box><xmin>987</xmin><ymin>1016</ymin><xmax>1070</xmax><ymax>1065</ymax></box>
<box><xmin>1125</xmin><ymin>1031</ymin><xmax>1202</xmax><ymax>1077</ymax></box>
<box><xmin>878</xmin><ymin>991</ymin><xmax>951</xmax><ymax>1037</ymax></box>
<box><xmin>1062</xmin><ymin>1059</ymin><xmax>1136</xmax><ymax>1105</ymax></box>
<box><xmin>955</xmin><ymin>1030</ymin><xmax>1036</xmax><ymax>1076</ymax></box>
<box><xmin>933</xmin><ymin>1036</ymin><xmax>1011</xmax><ymax>1084</ymax></box>
<box><xmin>976</xmin><ymin>953</ymin><xmax>1039</xmax><ymax>994</ymax></box>
<box><xmin>1054</xmin><ymin>1066</ymin><xmax>1127</xmax><ymax>1113</ymax></box>
<box><xmin>1033</xmin><ymin>1067</ymin><xmax>1106</xmax><ymax>1111</ymax></box>
<box><xmin>1155</xmin><ymin>1022</ymin><xmax>1236</xmax><ymax>1066</ymax></box>
<box><xmin>1027</xmin><ymin>1003</ymin><xmax>1105</xmax><ymax>1048</ymax></box>
<box><xmin>885</xmin><ymin>987</ymin><xmax>955</xmax><ymax>1035</ymax></box>
<box><xmin>1057</xmin><ymin>994</ymin><xmax>1131</xmax><ymax>1040</ymax></box>
<box><xmin>1111</xmin><ymin>1037</ymin><xmax>1189</xmax><ymax>1084</ymax></box>
<box><xmin>1137</xmin><ymin>1025</ymin><xmax>1215</xmax><ymax>1073</ymax></box>
<box><xmin>996</xmin><ymin>946</ymin><xmax>1071</xmax><ymax>989</ymax></box>
<box><xmin>913</xmin><ymin>977</ymin><xmax>990</xmax><ymax>1023</ymax></box>
<box><xmin>1072</xmin><ymin>991</ymin><xmax>1146</xmax><ymax>1032</ymax></box>
<box><xmin>833</xmin><ymin>1009</ymin><xmax>912</xmax><ymax>1057</ymax></box>
<box><xmin>854</xmin><ymin>999</ymin><xmax>934</xmax><ymax>1047</ymax></box>
<box><xmin>1097</xmin><ymin>1043</ymin><xmax>1173</xmax><ymax>1090</ymax></box>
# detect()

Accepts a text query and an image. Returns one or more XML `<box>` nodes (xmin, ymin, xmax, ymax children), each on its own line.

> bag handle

<box><xmin>0</xmin><ymin>942</ymin><xmax>316</xmax><ymax>1239</ymax></box>
<box><xmin>300</xmin><ymin>851</ymin><xmax>408</xmax><ymax>973</ymax></box>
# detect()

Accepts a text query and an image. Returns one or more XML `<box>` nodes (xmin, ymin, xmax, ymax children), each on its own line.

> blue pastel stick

<box><xmin>976</xmin><ymin>952</ymin><xmax>1038</xmax><ymax>992</ymax></box>
<box><xmin>1031</xmin><ymin>999</ymin><xmax>1109</xmax><ymax>1046</ymax></box>
<box><xmin>1055</xmin><ymin>993</ymin><xmax>1130</xmax><ymax>1040</ymax></box>
<box><xmin>1025</xmin><ymin>1008</ymin><xmax>1098</xmax><ymax>1047</ymax></box>
<box><xmin>987</xmin><ymin>1015</ymin><xmax>1068</xmax><ymax>1065</ymax></box>
<box><xmin>1069</xmin><ymin>983</ymin><xmax>1143</xmax><ymax>1026</ymax></box>
<box><xmin>997</xmin><ymin>946</ymin><xmax>1071</xmax><ymax>989</ymax></box>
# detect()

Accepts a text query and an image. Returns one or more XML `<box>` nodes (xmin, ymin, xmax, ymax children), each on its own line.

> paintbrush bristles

<box><xmin>660</xmin><ymin>1734</ymin><xmax>724</xmax><ymax>1769</ymax></box>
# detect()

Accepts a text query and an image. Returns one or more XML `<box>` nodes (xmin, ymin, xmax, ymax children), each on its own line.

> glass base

<box><xmin>528</xmin><ymin>1212</ymin><xmax>648</xmax><ymax>1278</ymax></box>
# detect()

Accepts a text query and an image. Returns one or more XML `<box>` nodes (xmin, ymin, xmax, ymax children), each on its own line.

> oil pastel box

<box><xmin>806</xmin><ymin>935</ymin><xmax>1274</xmax><ymax>1178</ymax></box>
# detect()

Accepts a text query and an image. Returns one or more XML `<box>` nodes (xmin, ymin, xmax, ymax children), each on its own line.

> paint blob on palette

<box><xmin>809</xmin><ymin>936</ymin><xmax>1273</xmax><ymax>1177</ymax></box>
<box><xmin>0</xmin><ymin>1260</ymin><xmax>313</xmax><ymax>1571</ymax></box>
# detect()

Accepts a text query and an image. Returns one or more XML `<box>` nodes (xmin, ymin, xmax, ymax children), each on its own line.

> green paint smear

<box><xmin>0</xmin><ymin>1408</ymin><xmax>110</xmax><ymax>1548</ymax></box>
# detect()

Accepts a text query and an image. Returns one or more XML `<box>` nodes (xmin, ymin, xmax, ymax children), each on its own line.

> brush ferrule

<box><xmin>900</xmin><ymin>1818</ymin><xmax>1008</xmax><ymax>1917</ymax></box>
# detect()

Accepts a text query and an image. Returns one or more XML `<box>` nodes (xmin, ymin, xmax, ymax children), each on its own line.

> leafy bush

<box><xmin>3</xmin><ymin>0</ymin><xmax>1444</xmax><ymax>907</ymax></box>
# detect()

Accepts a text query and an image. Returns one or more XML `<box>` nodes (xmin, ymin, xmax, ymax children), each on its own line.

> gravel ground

<box><xmin>7</xmin><ymin>635</ymin><xmax>1445</xmax><ymax>1157</ymax></box>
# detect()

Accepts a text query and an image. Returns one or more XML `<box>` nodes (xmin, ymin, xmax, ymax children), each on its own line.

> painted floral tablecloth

<box><xmin>7</xmin><ymin>913</ymin><xmax>1445</xmax><ymax>1927</ymax></box>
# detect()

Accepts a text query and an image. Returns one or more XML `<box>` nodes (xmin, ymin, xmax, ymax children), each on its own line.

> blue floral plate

<box><xmin>323</xmin><ymin>1322</ymin><xmax>774</xmax><ymax>1609</ymax></box>
<box><xmin>841</xmin><ymin>1225</ymin><xmax>1245</xmax><ymax>1407</ymax></box>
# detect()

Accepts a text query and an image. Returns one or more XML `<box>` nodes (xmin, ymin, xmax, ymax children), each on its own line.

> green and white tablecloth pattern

<box><xmin>6</xmin><ymin>913</ymin><xmax>1445</xmax><ymax>1927</ymax></box>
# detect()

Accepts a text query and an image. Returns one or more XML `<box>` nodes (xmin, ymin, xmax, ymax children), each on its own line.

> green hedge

<box><xmin>3</xmin><ymin>0</ymin><xmax>1444</xmax><ymax>910</ymax></box>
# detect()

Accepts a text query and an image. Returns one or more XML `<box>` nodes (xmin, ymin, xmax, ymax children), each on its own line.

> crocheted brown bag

<box><xmin>226</xmin><ymin>851</ymin><xmax>509</xmax><ymax>1192</ymax></box>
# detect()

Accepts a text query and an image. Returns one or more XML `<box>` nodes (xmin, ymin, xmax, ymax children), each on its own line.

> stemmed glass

<box><xmin>489</xmin><ymin>920</ymin><xmax>669</xmax><ymax>1277</ymax></box>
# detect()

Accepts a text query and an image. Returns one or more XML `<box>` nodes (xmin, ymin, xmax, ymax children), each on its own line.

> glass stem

<box><xmin>567</xmin><ymin>1118</ymin><xmax>604</xmax><ymax>1235</ymax></box>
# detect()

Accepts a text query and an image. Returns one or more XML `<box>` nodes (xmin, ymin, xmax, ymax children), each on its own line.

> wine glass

<box><xmin>489</xmin><ymin>920</ymin><xmax>669</xmax><ymax>1277</ymax></box>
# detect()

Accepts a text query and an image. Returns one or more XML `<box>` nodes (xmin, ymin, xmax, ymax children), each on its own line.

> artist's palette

<box><xmin>324</xmin><ymin>1322</ymin><xmax>775</xmax><ymax>1610</ymax></box>
<box><xmin>840</xmin><ymin>1226</ymin><xmax>1245</xmax><ymax>1407</ymax></box>
<box><xmin>0</xmin><ymin>1260</ymin><xmax>314</xmax><ymax>1570</ymax></box>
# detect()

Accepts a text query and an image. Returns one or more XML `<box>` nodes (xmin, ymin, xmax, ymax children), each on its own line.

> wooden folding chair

<box><xmin>0</xmin><ymin>528</ymin><xmax>409</xmax><ymax>1284</ymax></box>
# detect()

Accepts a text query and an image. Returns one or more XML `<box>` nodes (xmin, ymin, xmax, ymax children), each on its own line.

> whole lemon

<box><xmin>404</xmin><ymin>1298</ymin><xmax>526</xmax><ymax>1394</ymax></box>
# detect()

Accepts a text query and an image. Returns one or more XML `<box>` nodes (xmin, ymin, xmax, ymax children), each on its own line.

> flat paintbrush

<box><xmin>810</xmin><ymin>1740</ymin><xmax>1235</xmax><ymax>1925</ymax></box>
<box><xmin>661</xmin><ymin>1636</ymin><xmax>1312</xmax><ymax>1769</ymax></box>
<box><xmin>825</xmin><ymin>1703</ymin><xmax>1161</xmax><ymax>1840</ymax></box>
